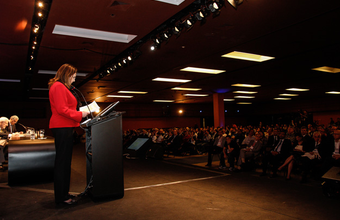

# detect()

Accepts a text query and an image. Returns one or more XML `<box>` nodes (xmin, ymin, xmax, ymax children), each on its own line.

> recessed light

<box><xmin>153</xmin><ymin>100</ymin><xmax>175</xmax><ymax>102</ymax></box>
<box><xmin>233</xmin><ymin>91</ymin><xmax>258</xmax><ymax>94</ymax></box>
<box><xmin>180</xmin><ymin>67</ymin><xmax>225</xmax><ymax>74</ymax></box>
<box><xmin>118</xmin><ymin>91</ymin><xmax>148</xmax><ymax>94</ymax></box>
<box><xmin>222</xmin><ymin>51</ymin><xmax>275</xmax><ymax>62</ymax></box>
<box><xmin>152</xmin><ymin>77</ymin><xmax>191</xmax><ymax>83</ymax></box>
<box><xmin>224</xmin><ymin>99</ymin><xmax>235</xmax><ymax>101</ymax></box>
<box><xmin>237</xmin><ymin>102</ymin><xmax>252</xmax><ymax>104</ymax></box>
<box><xmin>32</xmin><ymin>88</ymin><xmax>49</xmax><ymax>91</ymax></box>
<box><xmin>154</xmin><ymin>0</ymin><xmax>185</xmax><ymax>5</ymax></box>
<box><xmin>53</xmin><ymin>24</ymin><xmax>137</xmax><ymax>43</ymax></box>
<box><xmin>279</xmin><ymin>93</ymin><xmax>299</xmax><ymax>97</ymax></box>
<box><xmin>234</xmin><ymin>96</ymin><xmax>255</xmax><ymax>99</ymax></box>
<box><xmin>231</xmin><ymin>83</ymin><xmax>261</xmax><ymax>88</ymax></box>
<box><xmin>326</xmin><ymin>91</ymin><xmax>340</xmax><ymax>94</ymax></box>
<box><xmin>274</xmin><ymin>97</ymin><xmax>291</xmax><ymax>100</ymax></box>
<box><xmin>106</xmin><ymin>95</ymin><xmax>133</xmax><ymax>98</ymax></box>
<box><xmin>0</xmin><ymin>79</ymin><xmax>20</xmax><ymax>82</ymax></box>
<box><xmin>184</xmin><ymin>94</ymin><xmax>209</xmax><ymax>97</ymax></box>
<box><xmin>171</xmin><ymin>87</ymin><xmax>202</xmax><ymax>91</ymax></box>
<box><xmin>286</xmin><ymin>88</ymin><xmax>310</xmax><ymax>92</ymax></box>
<box><xmin>312</xmin><ymin>66</ymin><xmax>340</xmax><ymax>73</ymax></box>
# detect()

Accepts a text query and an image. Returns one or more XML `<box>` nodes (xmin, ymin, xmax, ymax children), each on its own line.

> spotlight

<box><xmin>127</xmin><ymin>55</ymin><xmax>132</xmax><ymax>61</ymax></box>
<box><xmin>38</xmin><ymin>12</ymin><xmax>43</xmax><ymax>17</ymax></box>
<box><xmin>208</xmin><ymin>2</ymin><xmax>219</xmax><ymax>12</ymax></box>
<box><xmin>195</xmin><ymin>10</ymin><xmax>205</xmax><ymax>21</ymax></box>
<box><xmin>162</xmin><ymin>31</ymin><xmax>171</xmax><ymax>40</ymax></box>
<box><xmin>184</xmin><ymin>16</ymin><xmax>195</xmax><ymax>29</ymax></box>
<box><xmin>227</xmin><ymin>0</ymin><xmax>243</xmax><ymax>9</ymax></box>
<box><xmin>150</xmin><ymin>44</ymin><xmax>157</xmax><ymax>51</ymax></box>
<box><xmin>33</xmin><ymin>24</ymin><xmax>40</xmax><ymax>33</ymax></box>
<box><xmin>172</xmin><ymin>23</ymin><xmax>183</xmax><ymax>35</ymax></box>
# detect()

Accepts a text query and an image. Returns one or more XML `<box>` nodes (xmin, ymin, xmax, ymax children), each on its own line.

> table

<box><xmin>8</xmin><ymin>137</ymin><xmax>55</xmax><ymax>185</ymax></box>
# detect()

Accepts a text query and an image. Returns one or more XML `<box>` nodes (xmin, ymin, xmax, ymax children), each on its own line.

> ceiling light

<box><xmin>154</xmin><ymin>0</ymin><xmax>185</xmax><ymax>5</ymax></box>
<box><xmin>32</xmin><ymin>88</ymin><xmax>48</xmax><ymax>90</ymax></box>
<box><xmin>326</xmin><ymin>91</ymin><xmax>340</xmax><ymax>94</ymax></box>
<box><xmin>171</xmin><ymin>87</ymin><xmax>202</xmax><ymax>91</ymax></box>
<box><xmin>33</xmin><ymin>24</ymin><xmax>40</xmax><ymax>33</ymax></box>
<box><xmin>233</xmin><ymin>91</ymin><xmax>258</xmax><ymax>94</ymax></box>
<box><xmin>279</xmin><ymin>93</ymin><xmax>298</xmax><ymax>97</ymax></box>
<box><xmin>312</xmin><ymin>66</ymin><xmax>340</xmax><ymax>73</ymax></box>
<box><xmin>286</xmin><ymin>88</ymin><xmax>310</xmax><ymax>92</ymax></box>
<box><xmin>0</xmin><ymin>79</ymin><xmax>20</xmax><ymax>82</ymax></box>
<box><xmin>53</xmin><ymin>24</ymin><xmax>137</xmax><ymax>43</ymax></box>
<box><xmin>234</xmin><ymin>96</ymin><xmax>255</xmax><ymax>99</ymax></box>
<box><xmin>118</xmin><ymin>91</ymin><xmax>148</xmax><ymax>94</ymax></box>
<box><xmin>180</xmin><ymin>67</ymin><xmax>225</xmax><ymax>74</ymax></box>
<box><xmin>232</xmin><ymin>83</ymin><xmax>261</xmax><ymax>88</ymax></box>
<box><xmin>172</xmin><ymin>23</ymin><xmax>183</xmax><ymax>35</ymax></box>
<box><xmin>227</xmin><ymin>0</ymin><xmax>244</xmax><ymax>9</ymax></box>
<box><xmin>274</xmin><ymin>97</ymin><xmax>291</xmax><ymax>100</ymax></box>
<box><xmin>237</xmin><ymin>102</ymin><xmax>252</xmax><ymax>104</ymax></box>
<box><xmin>38</xmin><ymin>70</ymin><xmax>88</xmax><ymax>77</ymax></box>
<box><xmin>184</xmin><ymin>94</ymin><xmax>209</xmax><ymax>97</ymax></box>
<box><xmin>38</xmin><ymin>2</ymin><xmax>43</xmax><ymax>7</ymax></box>
<box><xmin>222</xmin><ymin>51</ymin><xmax>275</xmax><ymax>62</ymax></box>
<box><xmin>152</xmin><ymin>77</ymin><xmax>191</xmax><ymax>83</ymax></box>
<box><xmin>38</xmin><ymin>12</ymin><xmax>43</xmax><ymax>17</ymax></box>
<box><xmin>224</xmin><ymin>99</ymin><xmax>235</xmax><ymax>101</ymax></box>
<box><xmin>106</xmin><ymin>95</ymin><xmax>133</xmax><ymax>98</ymax></box>
<box><xmin>153</xmin><ymin>100</ymin><xmax>175</xmax><ymax>102</ymax></box>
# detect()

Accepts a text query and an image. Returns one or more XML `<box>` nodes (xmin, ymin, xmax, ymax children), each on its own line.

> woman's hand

<box><xmin>81</xmin><ymin>111</ymin><xmax>90</xmax><ymax>118</ymax></box>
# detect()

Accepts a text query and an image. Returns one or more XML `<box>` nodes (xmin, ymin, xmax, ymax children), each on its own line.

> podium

<box><xmin>83</xmin><ymin>112</ymin><xmax>124</xmax><ymax>199</ymax></box>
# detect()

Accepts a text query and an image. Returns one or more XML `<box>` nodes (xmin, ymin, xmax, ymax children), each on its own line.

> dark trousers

<box><xmin>228</xmin><ymin>150</ymin><xmax>239</xmax><ymax>168</ymax></box>
<box><xmin>52</xmin><ymin>127</ymin><xmax>74</xmax><ymax>203</ymax></box>
<box><xmin>262</xmin><ymin>153</ymin><xmax>285</xmax><ymax>174</ymax></box>
<box><xmin>207</xmin><ymin>145</ymin><xmax>225</xmax><ymax>166</ymax></box>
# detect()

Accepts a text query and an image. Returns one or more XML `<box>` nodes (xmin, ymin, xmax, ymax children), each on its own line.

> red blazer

<box><xmin>49</xmin><ymin>81</ymin><xmax>82</xmax><ymax>128</ymax></box>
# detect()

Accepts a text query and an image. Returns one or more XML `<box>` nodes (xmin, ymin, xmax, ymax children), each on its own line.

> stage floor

<box><xmin>1</xmin><ymin>142</ymin><xmax>339</xmax><ymax>220</ymax></box>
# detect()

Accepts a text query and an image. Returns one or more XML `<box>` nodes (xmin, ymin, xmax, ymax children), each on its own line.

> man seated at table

<box><xmin>7</xmin><ymin>115</ymin><xmax>25</xmax><ymax>134</ymax></box>
<box><xmin>0</xmin><ymin>117</ymin><xmax>9</xmax><ymax>170</ymax></box>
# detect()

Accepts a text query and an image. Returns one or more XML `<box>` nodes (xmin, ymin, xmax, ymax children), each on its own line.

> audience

<box><xmin>122</xmin><ymin>121</ymin><xmax>340</xmax><ymax>184</ymax></box>
<box><xmin>0</xmin><ymin>117</ymin><xmax>9</xmax><ymax>170</ymax></box>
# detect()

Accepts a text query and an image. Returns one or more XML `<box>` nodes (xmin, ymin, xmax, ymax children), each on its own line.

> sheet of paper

<box><xmin>80</xmin><ymin>101</ymin><xmax>100</xmax><ymax>113</ymax></box>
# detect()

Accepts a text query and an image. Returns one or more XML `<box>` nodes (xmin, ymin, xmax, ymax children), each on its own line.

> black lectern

<box><xmin>81</xmin><ymin>107</ymin><xmax>124</xmax><ymax>199</ymax></box>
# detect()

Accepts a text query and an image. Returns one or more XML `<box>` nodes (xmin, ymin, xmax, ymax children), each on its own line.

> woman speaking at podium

<box><xmin>48</xmin><ymin>64</ymin><xmax>90</xmax><ymax>205</ymax></box>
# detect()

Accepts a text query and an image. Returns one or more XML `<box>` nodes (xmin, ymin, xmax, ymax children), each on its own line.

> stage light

<box><xmin>184</xmin><ymin>16</ymin><xmax>195</xmax><ymax>29</ymax></box>
<box><xmin>33</xmin><ymin>24</ymin><xmax>40</xmax><ymax>33</ymax></box>
<box><xmin>227</xmin><ymin>0</ymin><xmax>243</xmax><ymax>9</ymax></box>
<box><xmin>208</xmin><ymin>1</ymin><xmax>219</xmax><ymax>12</ymax></box>
<box><xmin>195</xmin><ymin>10</ymin><xmax>205</xmax><ymax>21</ymax></box>
<box><xmin>38</xmin><ymin>12</ymin><xmax>43</xmax><ymax>17</ymax></box>
<box><xmin>38</xmin><ymin>2</ymin><xmax>43</xmax><ymax>8</ymax></box>
<box><xmin>172</xmin><ymin>23</ymin><xmax>183</xmax><ymax>35</ymax></box>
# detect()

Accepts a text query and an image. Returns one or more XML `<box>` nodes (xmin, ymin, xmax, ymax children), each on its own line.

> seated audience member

<box><xmin>265</xmin><ymin>128</ymin><xmax>279</xmax><ymax>154</ymax></box>
<box><xmin>196</xmin><ymin>130</ymin><xmax>212</xmax><ymax>154</ymax></box>
<box><xmin>299</xmin><ymin>131</ymin><xmax>325</xmax><ymax>183</ymax></box>
<box><xmin>285</xmin><ymin>126</ymin><xmax>296</xmax><ymax>145</ymax></box>
<box><xmin>166</xmin><ymin>130</ymin><xmax>183</xmax><ymax>155</ymax></box>
<box><xmin>320</xmin><ymin>129</ymin><xmax>340</xmax><ymax>175</ymax></box>
<box><xmin>225</xmin><ymin>136</ymin><xmax>240</xmax><ymax>171</ymax></box>
<box><xmin>206</xmin><ymin>130</ymin><xmax>226</xmax><ymax>168</ymax></box>
<box><xmin>241</xmin><ymin>130</ymin><xmax>255</xmax><ymax>147</ymax></box>
<box><xmin>277</xmin><ymin>133</ymin><xmax>312</xmax><ymax>180</ymax></box>
<box><xmin>0</xmin><ymin>117</ymin><xmax>9</xmax><ymax>170</ymax></box>
<box><xmin>138</xmin><ymin>129</ymin><xmax>149</xmax><ymax>138</ymax></box>
<box><xmin>301</xmin><ymin>126</ymin><xmax>313</xmax><ymax>146</ymax></box>
<box><xmin>237</xmin><ymin>132</ymin><xmax>264</xmax><ymax>170</ymax></box>
<box><xmin>234</xmin><ymin>129</ymin><xmax>245</xmax><ymax>147</ymax></box>
<box><xmin>261</xmin><ymin>130</ymin><xmax>292</xmax><ymax>177</ymax></box>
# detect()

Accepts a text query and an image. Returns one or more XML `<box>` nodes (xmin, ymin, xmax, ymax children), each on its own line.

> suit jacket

<box><xmin>273</xmin><ymin>139</ymin><xmax>292</xmax><ymax>158</ymax></box>
<box><xmin>213</xmin><ymin>135</ymin><xmax>226</xmax><ymax>148</ymax></box>
<box><xmin>248</xmin><ymin>139</ymin><xmax>264</xmax><ymax>156</ymax></box>
<box><xmin>267</xmin><ymin>135</ymin><xmax>279</xmax><ymax>149</ymax></box>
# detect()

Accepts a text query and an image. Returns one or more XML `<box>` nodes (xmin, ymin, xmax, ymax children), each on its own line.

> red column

<box><xmin>213</xmin><ymin>93</ymin><xmax>225</xmax><ymax>128</ymax></box>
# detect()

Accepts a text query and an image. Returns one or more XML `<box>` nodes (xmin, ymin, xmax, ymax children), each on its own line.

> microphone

<box><xmin>18</xmin><ymin>123</ymin><xmax>28</xmax><ymax>132</ymax></box>
<box><xmin>72</xmin><ymin>86</ymin><xmax>93</xmax><ymax>118</ymax></box>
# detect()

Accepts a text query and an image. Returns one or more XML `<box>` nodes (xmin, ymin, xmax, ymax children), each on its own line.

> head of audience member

<box><xmin>295</xmin><ymin>133</ymin><xmax>303</xmax><ymax>143</ymax></box>
<box><xmin>226</xmin><ymin>136</ymin><xmax>232</xmax><ymax>144</ymax></box>
<box><xmin>0</xmin><ymin>117</ymin><xmax>9</xmax><ymax>131</ymax></box>
<box><xmin>248</xmin><ymin>130</ymin><xmax>254</xmax><ymax>137</ymax></box>
<box><xmin>287</xmin><ymin>126</ymin><xmax>295</xmax><ymax>134</ymax></box>
<box><xmin>312</xmin><ymin>131</ymin><xmax>321</xmax><ymax>143</ymax></box>
<box><xmin>333</xmin><ymin>130</ymin><xmax>340</xmax><ymax>141</ymax></box>
<box><xmin>9</xmin><ymin>115</ymin><xmax>19</xmax><ymax>126</ymax></box>
<box><xmin>272</xmin><ymin>128</ymin><xmax>278</xmax><ymax>136</ymax></box>
<box><xmin>300</xmin><ymin>126</ymin><xmax>308</xmax><ymax>136</ymax></box>
<box><xmin>278</xmin><ymin>130</ymin><xmax>286</xmax><ymax>139</ymax></box>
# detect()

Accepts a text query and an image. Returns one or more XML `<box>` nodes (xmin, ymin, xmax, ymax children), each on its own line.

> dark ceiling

<box><xmin>1</xmin><ymin>0</ymin><xmax>340</xmax><ymax>107</ymax></box>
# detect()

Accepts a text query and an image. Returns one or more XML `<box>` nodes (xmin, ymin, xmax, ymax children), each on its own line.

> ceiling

<box><xmin>1</xmin><ymin>0</ymin><xmax>340</xmax><ymax>107</ymax></box>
